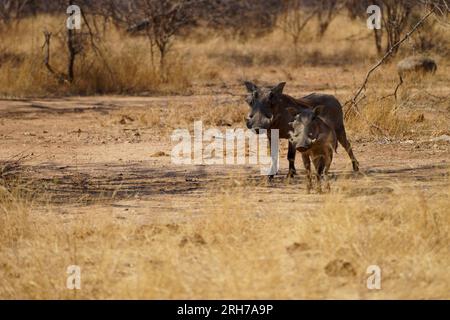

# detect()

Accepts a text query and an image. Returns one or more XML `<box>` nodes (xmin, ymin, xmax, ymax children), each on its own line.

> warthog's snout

<box><xmin>289</xmin><ymin>129</ymin><xmax>317</xmax><ymax>152</ymax></box>
<box><xmin>246</xmin><ymin>114</ymin><xmax>272</xmax><ymax>134</ymax></box>
<box><xmin>245</xmin><ymin>118</ymin><xmax>262</xmax><ymax>133</ymax></box>
<box><xmin>296</xmin><ymin>140</ymin><xmax>316</xmax><ymax>152</ymax></box>
<box><xmin>245</xmin><ymin>117</ymin><xmax>252</xmax><ymax>129</ymax></box>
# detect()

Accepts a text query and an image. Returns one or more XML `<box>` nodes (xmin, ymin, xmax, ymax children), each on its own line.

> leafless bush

<box><xmin>0</xmin><ymin>0</ymin><xmax>31</xmax><ymax>29</ymax></box>
<box><xmin>277</xmin><ymin>0</ymin><xmax>318</xmax><ymax>50</ymax></box>
<box><xmin>202</xmin><ymin>0</ymin><xmax>281</xmax><ymax>37</ymax></box>
<box><xmin>315</xmin><ymin>0</ymin><xmax>344</xmax><ymax>38</ymax></box>
<box><xmin>345</xmin><ymin>0</ymin><xmax>449</xmax><ymax>56</ymax></box>
<box><xmin>40</xmin><ymin>0</ymin><xmax>116</xmax><ymax>84</ymax></box>
<box><xmin>383</xmin><ymin>1</ymin><xmax>417</xmax><ymax>56</ymax></box>
<box><xmin>130</xmin><ymin>0</ymin><xmax>202</xmax><ymax>78</ymax></box>
<box><xmin>409</xmin><ymin>11</ymin><xmax>450</xmax><ymax>54</ymax></box>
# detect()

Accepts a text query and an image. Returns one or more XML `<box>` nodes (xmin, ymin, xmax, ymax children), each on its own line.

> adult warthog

<box><xmin>243</xmin><ymin>81</ymin><xmax>359</xmax><ymax>178</ymax></box>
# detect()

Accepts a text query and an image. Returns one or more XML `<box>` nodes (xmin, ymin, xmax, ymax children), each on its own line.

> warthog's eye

<box><xmin>264</xmin><ymin>111</ymin><xmax>273</xmax><ymax>119</ymax></box>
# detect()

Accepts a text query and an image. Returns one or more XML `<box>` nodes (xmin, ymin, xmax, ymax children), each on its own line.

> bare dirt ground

<box><xmin>1</xmin><ymin>92</ymin><xmax>448</xmax><ymax>218</ymax></box>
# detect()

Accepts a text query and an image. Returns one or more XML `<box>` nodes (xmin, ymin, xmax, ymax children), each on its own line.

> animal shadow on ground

<box><xmin>10</xmin><ymin>162</ymin><xmax>448</xmax><ymax>204</ymax></box>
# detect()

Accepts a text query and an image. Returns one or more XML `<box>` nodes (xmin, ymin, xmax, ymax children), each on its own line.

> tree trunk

<box><xmin>373</xmin><ymin>28</ymin><xmax>383</xmax><ymax>55</ymax></box>
<box><xmin>67</xmin><ymin>0</ymin><xmax>76</xmax><ymax>82</ymax></box>
<box><xmin>158</xmin><ymin>42</ymin><xmax>167</xmax><ymax>81</ymax></box>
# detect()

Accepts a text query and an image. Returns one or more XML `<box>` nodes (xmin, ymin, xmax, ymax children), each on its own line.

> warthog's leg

<box><xmin>267</xmin><ymin>132</ymin><xmax>274</xmax><ymax>181</ymax></box>
<box><xmin>287</xmin><ymin>141</ymin><xmax>297</xmax><ymax>178</ymax></box>
<box><xmin>313</xmin><ymin>156</ymin><xmax>326</xmax><ymax>193</ymax></box>
<box><xmin>301</xmin><ymin>153</ymin><xmax>312</xmax><ymax>192</ymax></box>
<box><xmin>323</xmin><ymin>151</ymin><xmax>333</xmax><ymax>192</ymax></box>
<box><xmin>336</xmin><ymin>128</ymin><xmax>359</xmax><ymax>172</ymax></box>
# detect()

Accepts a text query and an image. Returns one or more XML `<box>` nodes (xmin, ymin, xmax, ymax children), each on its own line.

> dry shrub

<box><xmin>346</xmin><ymin>97</ymin><xmax>414</xmax><ymax>138</ymax></box>
<box><xmin>2</xmin><ymin>12</ymin><xmax>449</xmax><ymax>97</ymax></box>
<box><xmin>1</xmin><ymin>45</ymin><xmax>194</xmax><ymax>97</ymax></box>
<box><xmin>0</xmin><ymin>13</ymin><xmax>383</xmax><ymax>97</ymax></box>
<box><xmin>201</xmin><ymin>15</ymin><xmax>374</xmax><ymax>70</ymax></box>
<box><xmin>0</xmin><ymin>16</ymin><xmax>196</xmax><ymax>97</ymax></box>
<box><xmin>345</xmin><ymin>89</ymin><xmax>450</xmax><ymax>140</ymax></box>
<box><xmin>406</xmin><ymin>17</ymin><xmax>450</xmax><ymax>57</ymax></box>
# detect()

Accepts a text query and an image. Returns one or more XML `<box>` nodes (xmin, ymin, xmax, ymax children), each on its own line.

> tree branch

<box><xmin>344</xmin><ymin>8</ymin><xmax>436</xmax><ymax>120</ymax></box>
<box><xmin>42</xmin><ymin>30</ymin><xmax>69</xmax><ymax>84</ymax></box>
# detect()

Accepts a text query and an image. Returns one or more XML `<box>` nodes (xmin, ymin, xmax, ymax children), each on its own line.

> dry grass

<box><xmin>108</xmin><ymin>98</ymin><xmax>247</xmax><ymax>135</ymax></box>
<box><xmin>345</xmin><ymin>81</ymin><xmax>450</xmax><ymax>140</ymax></box>
<box><xmin>4</xmin><ymin>13</ymin><xmax>448</xmax><ymax>97</ymax></box>
<box><xmin>102</xmin><ymin>92</ymin><xmax>449</xmax><ymax>141</ymax></box>
<box><xmin>0</xmin><ymin>176</ymin><xmax>448</xmax><ymax>299</ymax></box>
<box><xmin>0</xmin><ymin>16</ymin><xmax>196</xmax><ymax>97</ymax></box>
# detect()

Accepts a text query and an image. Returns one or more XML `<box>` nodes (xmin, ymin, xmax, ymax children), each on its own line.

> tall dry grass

<box><xmin>1</xmin><ymin>176</ymin><xmax>448</xmax><ymax>299</ymax></box>
<box><xmin>0</xmin><ymin>15</ymin><xmax>196</xmax><ymax>97</ymax></box>
<box><xmin>345</xmin><ymin>72</ymin><xmax>450</xmax><ymax>140</ymax></box>
<box><xmin>4</xmin><ymin>13</ymin><xmax>448</xmax><ymax>97</ymax></box>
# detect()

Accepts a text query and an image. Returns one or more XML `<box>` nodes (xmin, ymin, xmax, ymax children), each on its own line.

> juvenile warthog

<box><xmin>288</xmin><ymin>106</ymin><xmax>337</xmax><ymax>192</ymax></box>
<box><xmin>243</xmin><ymin>81</ymin><xmax>358</xmax><ymax>178</ymax></box>
<box><xmin>397</xmin><ymin>56</ymin><xmax>437</xmax><ymax>79</ymax></box>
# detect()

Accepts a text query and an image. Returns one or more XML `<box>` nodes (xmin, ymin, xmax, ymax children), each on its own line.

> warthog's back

<box><xmin>397</xmin><ymin>56</ymin><xmax>437</xmax><ymax>76</ymax></box>
<box><xmin>301</xmin><ymin>93</ymin><xmax>344</xmax><ymax>131</ymax></box>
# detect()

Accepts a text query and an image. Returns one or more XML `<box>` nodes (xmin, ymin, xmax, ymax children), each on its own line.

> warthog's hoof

<box><xmin>352</xmin><ymin>161</ymin><xmax>360</xmax><ymax>172</ymax></box>
<box><xmin>286</xmin><ymin>170</ymin><xmax>297</xmax><ymax>179</ymax></box>
<box><xmin>266</xmin><ymin>175</ymin><xmax>275</xmax><ymax>184</ymax></box>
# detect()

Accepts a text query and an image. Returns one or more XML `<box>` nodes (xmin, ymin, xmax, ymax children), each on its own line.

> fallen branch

<box><xmin>0</xmin><ymin>152</ymin><xmax>33</xmax><ymax>182</ymax></box>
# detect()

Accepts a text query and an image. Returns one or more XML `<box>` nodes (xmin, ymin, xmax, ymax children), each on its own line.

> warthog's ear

<box><xmin>271</xmin><ymin>82</ymin><xmax>286</xmax><ymax>97</ymax></box>
<box><xmin>286</xmin><ymin>106</ymin><xmax>299</xmax><ymax>116</ymax></box>
<box><xmin>313</xmin><ymin>105</ymin><xmax>326</xmax><ymax>119</ymax></box>
<box><xmin>244</xmin><ymin>81</ymin><xmax>257</xmax><ymax>93</ymax></box>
